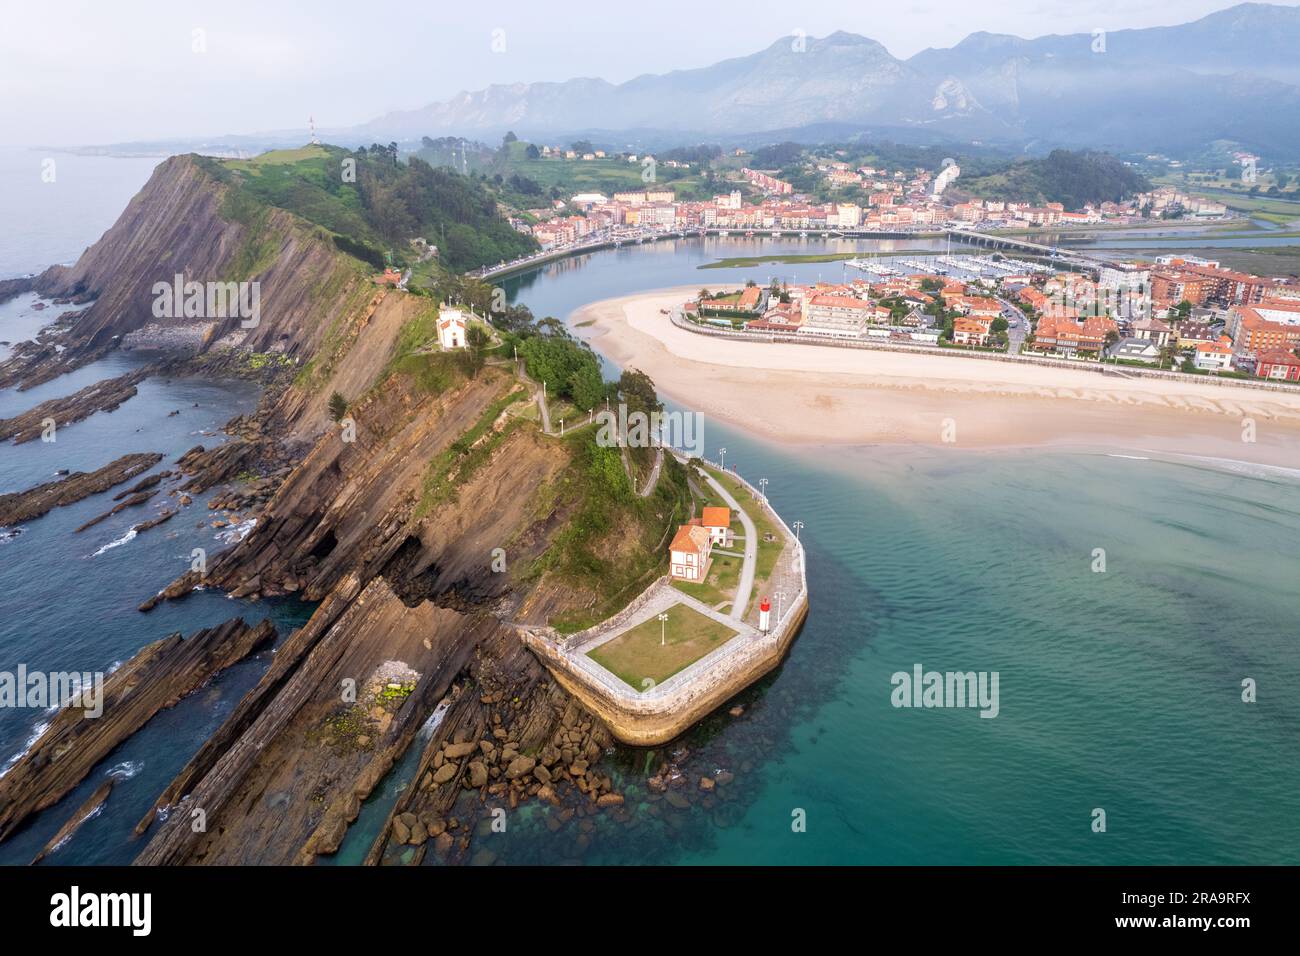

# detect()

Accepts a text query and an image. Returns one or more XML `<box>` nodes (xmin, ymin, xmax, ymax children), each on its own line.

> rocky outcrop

<box><xmin>0</xmin><ymin>617</ymin><xmax>276</xmax><ymax>846</ymax></box>
<box><xmin>0</xmin><ymin>368</ymin><xmax>154</xmax><ymax>443</ymax></box>
<box><xmin>0</xmin><ymin>154</ymin><xmax>373</xmax><ymax>390</ymax></box>
<box><xmin>0</xmin><ymin>452</ymin><xmax>162</xmax><ymax>527</ymax></box>
<box><xmin>31</xmin><ymin>779</ymin><xmax>115</xmax><ymax>865</ymax></box>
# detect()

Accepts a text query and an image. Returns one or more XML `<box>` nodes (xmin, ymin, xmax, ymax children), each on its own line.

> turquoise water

<box><xmin>2</xmin><ymin>228</ymin><xmax>1298</xmax><ymax>864</ymax></box>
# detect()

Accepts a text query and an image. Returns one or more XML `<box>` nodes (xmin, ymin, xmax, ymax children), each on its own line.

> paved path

<box><xmin>637</xmin><ymin>447</ymin><xmax>664</xmax><ymax>497</ymax></box>
<box><xmin>516</xmin><ymin>360</ymin><xmax>552</xmax><ymax>434</ymax></box>
<box><xmin>700</xmin><ymin>469</ymin><xmax>757</xmax><ymax>621</ymax></box>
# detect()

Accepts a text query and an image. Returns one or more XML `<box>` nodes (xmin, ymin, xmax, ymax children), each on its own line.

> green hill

<box><xmin>957</xmin><ymin>150</ymin><xmax>1151</xmax><ymax>209</ymax></box>
<box><xmin>199</xmin><ymin>144</ymin><xmax>537</xmax><ymax>273</ymax></box>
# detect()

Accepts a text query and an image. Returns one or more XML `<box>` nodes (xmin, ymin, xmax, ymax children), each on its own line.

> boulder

<box><xmin>505</xmin><ymin>756</ymin><xmax>536</xmax><ymax>780</ymax></box>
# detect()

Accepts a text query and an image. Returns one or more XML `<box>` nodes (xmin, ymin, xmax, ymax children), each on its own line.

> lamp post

<box><xmin>793</xmin><ymin>520</ymin><xmax>804</xmax><ymax>541</ymax></box>
<box><xmin>758</xmin><ymin>477</ymin><xmax>768</xmax><ymax>504</ymax></box>
<box><xmin>719</xmin><ymin>447</ymin><xmax>727</xmax><ymax>470</ymax></box>
<box><xmin>658</xmin><ymin>612</ymin><xmax>669</xmax><ymax>646</ymax></box>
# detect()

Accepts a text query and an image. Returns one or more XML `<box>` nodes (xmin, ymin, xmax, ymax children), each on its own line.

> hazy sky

<box><xmin>0</xmin><ymin>0</ymin><xmax>1279</xmax><ymax>146</ymax></box>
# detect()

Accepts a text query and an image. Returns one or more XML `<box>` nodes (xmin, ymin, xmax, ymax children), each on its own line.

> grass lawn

<box><xmin>672</xmin><ymin>548</ymin><xmax>741</xmax><ymax>608</ymax></box>
<box><xmin>588</xmin><ymin>603</ymin><xmax>738</xmax><ymax>690</ymax></box>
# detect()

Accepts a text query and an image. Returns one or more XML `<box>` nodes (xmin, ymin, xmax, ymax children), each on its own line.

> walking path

<box><xmin>699</xmin><ymin>469</ymin><xmax>757</xmax><ymax>622</ymax></box>
<box><xmin>638</xmin><ymin>447</ymin><xmax>664</xmax><ymax>497</ymax></box>
<box><xmin>515</xmin><ymin>360</ymin><xmax>552</xmax><ymax>435</ymax></box>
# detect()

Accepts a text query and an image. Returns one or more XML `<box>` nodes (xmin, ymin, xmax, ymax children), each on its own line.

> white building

<box><xmin>931</xmin><ymin>163</ymin><xmax>960</xmax><ymax>200</ymax></box>
<box><xmin>438</xmin><ymin>308</ymin><xmax>467</xmax><ymax>349</ymax></box>
<box><xmin>1193</xmin><ymin>338</ymin><xmax>1234</xmax><ymax>372</ymax></box>
<box><xmin>669</xmin><ymin>524</ymin><xmax>712</xmax><ymax>582</ymax></box>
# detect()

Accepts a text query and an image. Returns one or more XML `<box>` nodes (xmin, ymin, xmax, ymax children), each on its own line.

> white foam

<box><xmin>91</xmin><ymin>526</ymin><xmax>137</xmax><ymax>556</ymax></box>
<box><xmin>105</xmin><ymin>760</ymin><xmax>143</xmax><ymax>780</ymax></box>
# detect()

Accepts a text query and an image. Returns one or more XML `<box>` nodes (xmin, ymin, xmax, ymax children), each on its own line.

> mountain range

<box><xmin>356</xmin><ymin>3</ymin><xmax>1300</xmax><ymax>157</ymax></box>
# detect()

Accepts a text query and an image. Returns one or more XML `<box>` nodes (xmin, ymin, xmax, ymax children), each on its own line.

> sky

<box><xmin>0</xmin><ymin>0</ymin><xmax>1282</xmax><ymax>146</ymax></box>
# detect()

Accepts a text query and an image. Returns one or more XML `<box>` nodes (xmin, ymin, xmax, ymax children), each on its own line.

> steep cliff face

<box><xmin>2</xmin><ymin>147</ymin><xmax>691</xmax><ymax>864</ymax></box>
<box><xmin>134</xmin><ymin>350</ymin><xmax>689</xmax><ymax>863</ymax></box>
<box><xmin>0</xmin><ymin>154</ymin><xmax>372</xmax><ymax>389</ymax></box>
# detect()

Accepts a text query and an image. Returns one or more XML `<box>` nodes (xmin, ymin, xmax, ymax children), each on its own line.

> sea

<box><xmin>1</xmin><ymin>152</ymin><xmax>1297</xmax><ymax>865</ymax></box>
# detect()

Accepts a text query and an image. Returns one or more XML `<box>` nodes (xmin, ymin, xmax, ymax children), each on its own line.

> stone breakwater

<box><xmin>523</xmin><ymin>462</ymin><xmax>809</xmax><ymax>746</ymax></box>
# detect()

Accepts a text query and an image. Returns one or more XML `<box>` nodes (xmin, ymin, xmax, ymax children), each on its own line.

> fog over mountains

<box><xmin>357</xmin><ymin>3</ymin><xmax>1300</xmax><ymax>156</ymax></box>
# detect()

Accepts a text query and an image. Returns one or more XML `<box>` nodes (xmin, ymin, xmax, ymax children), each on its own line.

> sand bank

<box><xmin>571</xmin><ymin>287</ymin><xmax>1300</xmax><ymax>469</ymax></box>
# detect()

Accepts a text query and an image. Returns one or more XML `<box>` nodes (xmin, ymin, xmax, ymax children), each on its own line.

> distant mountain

<box><xmin>357</xmin><ymin>3</ymin><xmax>1300</xmax><ymax>157</ymax></box>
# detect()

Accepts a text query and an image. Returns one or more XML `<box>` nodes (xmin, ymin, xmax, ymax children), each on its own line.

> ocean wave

<box><xmin>91</xmin><ymin>526</ymin><xmax>137</xmax><ymax>557</ymax></box>
<box><xmin>216</xmin><ymin>518</ymin><xmax>256</xmax><ymax>545</ymax></box>
<box><xmin>0</xmin><ymin>718</ymin><xmax>51</xmax><ymax>779</ymax></box>
<box><xmin>105</xmin><ymin>760</ymin><xmax>143</xmax><ymax>780</ymax></box>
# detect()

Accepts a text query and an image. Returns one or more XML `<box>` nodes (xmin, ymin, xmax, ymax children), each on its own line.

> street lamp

<box><xmin>719</xmin><ymin>447</ymin><xmax>727</xmax><ymax>470</ymax></box>
<box><xmin>658</xmin><ymin>612</ymin><xmax>669</xmax><ymax>646</ymax></box>
<box><xmin>758</xmin><ymin>477</ymin><xmax>768</xmax><ymax>503</ymax></box>
<box><xmin>793</xmin><ymin>520</ymin><xmax>804</xmax><ymax>541</ymax></box>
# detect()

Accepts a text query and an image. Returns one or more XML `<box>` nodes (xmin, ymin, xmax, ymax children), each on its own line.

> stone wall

<box><xmin>522</xmin><ymin>458</ymin><xmax>810</xmax><ymax>746</ymax></box>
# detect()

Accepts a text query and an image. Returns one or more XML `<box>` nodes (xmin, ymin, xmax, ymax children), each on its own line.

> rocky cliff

<box><xmin>3</xmin><ymin>150</ymin><xmax>692</xmax><ymax>865</ymax></box>
<box><xmin>0</xmin><ymin>153</ymin><xmax>374</xmax><ymax>390</ymax></box>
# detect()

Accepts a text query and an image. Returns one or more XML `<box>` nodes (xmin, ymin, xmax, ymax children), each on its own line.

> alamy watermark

<box><xmin>595</xmin><ymin>403</ymin><xmax>704</xmax><ymax>458</ymax></box>
<box><xmin>891</xmin><ymin>663</ymin><xmax>999</xmax><ymax>719</ymax></box>
<box><xmin>1</xmin><ymin>666</ymin><xmax>104</xmax><ymax>718</ymax></box>
<box><xmin>151</xmin><ymin>274</ymin><xmax>260</xmax><ymax>328</ymax></box>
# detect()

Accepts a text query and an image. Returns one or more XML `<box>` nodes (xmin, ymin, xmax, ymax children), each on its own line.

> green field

<box><xmin>672</xmin><ymin>547</ymin><xmax>742</xmax><ymax>609</ymax></box>
<box><xmin>587</xmin><ymin>603</ymin><xmax>738</xmax><ymax>690</ymax></box>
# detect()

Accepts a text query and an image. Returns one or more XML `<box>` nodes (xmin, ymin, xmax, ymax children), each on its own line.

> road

<box><xmin>996</xmin><ymin>295</ymin><xmax>1029</xmax><ymax>354</ymax></box>
<box><xmin>700</xmin><ymin>469</ymin><xmax>757</xmax><ymax>622</ymax></box>
<box><xmin>638</xmin><ymin>447</ymin><xmax>663</xmax><ymax>497</ymax></box>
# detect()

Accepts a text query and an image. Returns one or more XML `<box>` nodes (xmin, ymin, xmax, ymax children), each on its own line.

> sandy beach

<box><xmin>572</xmin><ymin>286</ymin><xmax>1300</xmax><ymax>470</ymax></box>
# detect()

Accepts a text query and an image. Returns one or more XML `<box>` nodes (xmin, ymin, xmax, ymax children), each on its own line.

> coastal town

<box><xmin>676</xmin><ymin>254</ymin><xmax>1300</xmax><ymax>381</ymax></box>
<box><xmin>518</xmin><ymin>153</ymin><xmax>1231</xmax><ymax>251</ymax></box>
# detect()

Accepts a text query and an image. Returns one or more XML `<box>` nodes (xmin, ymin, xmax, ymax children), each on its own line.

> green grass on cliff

<box><xmin>414</xmin><ymin>383</ymin><xmax>529</xmax><ymax>518</ymax></box>
<box><xmin>199</xmin><ymin>145</ymin><xmax>536</xmax><ymax>273</ymax></box>
<box><xmin>538</xmin><ymin>440</ymin><xmax>693</xmax><ymax>634</ymax></box>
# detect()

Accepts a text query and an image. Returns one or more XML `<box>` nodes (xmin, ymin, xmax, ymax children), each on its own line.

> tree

<box><xmin>328</xmin><ymin>391</ymin><xmax>348</xmax><ymax>422</ymax></box>
<box><xmin>460</xmin><ymin>325</ymin><xmax>489</xmax><ymax>378</ymax></box>
<box><xmin>618</xmin><ymin>368</ymin><xmax>661</xmax><ymax>415</ymax></box>
<box><xmin>568</xmin><ymin>361</ymin><xmax>605</xmax><ymax>410</ymax></box>
<box><xmin>503</xmin><ymin>131</ymin><xmax>518</xmax><ymax>146</ymax></box>
<box><xmin>525</xmin><ymin>143</ymin><xmax>541</xmax><ymax>160</ymax></box>
<box><xmin>991</xmin><ymin>317</ymin><xmax>1009</xmax><ymax>333</ymax></box>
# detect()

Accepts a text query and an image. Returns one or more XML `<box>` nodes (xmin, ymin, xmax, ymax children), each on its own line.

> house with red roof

<box><xmin>669</xmin><ymin>524</ymin><xmax>713</xmax><ymax>582</ymax></box>
<box><xmin>1256</xmin><ymin>350</ymin><xmax>1300</xmax><ymax>381</ymax></box>
<box><xmin>700</xmin><ymin>506</ymin><xmax>731</xmax><ymax>546</ymax></box>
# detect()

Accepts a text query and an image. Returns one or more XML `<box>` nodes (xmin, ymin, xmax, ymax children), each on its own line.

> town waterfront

<box><xmin>2</xmin><ymin>234</ymin><xmax>1298</xmax><ymax>864</ymax></box>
